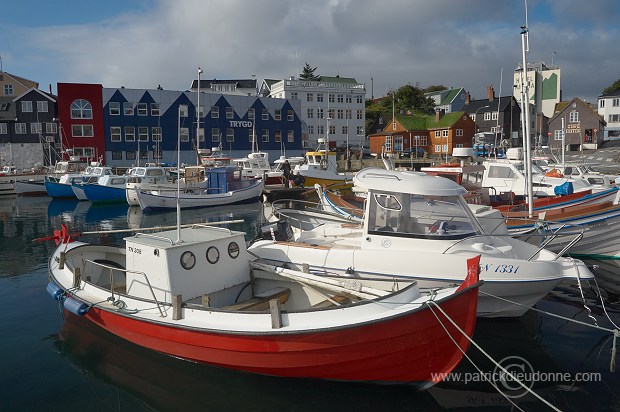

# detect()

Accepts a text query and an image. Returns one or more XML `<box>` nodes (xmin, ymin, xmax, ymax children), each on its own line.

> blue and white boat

<box><xmin>46</xmin><ymin>165</ymin><xmax>112</xmax><ymax>199</ymax></box>
<box><xmin>82</xmin><ymin>175</ymin><xmax>131</xmax><ymax>203</ymax></box>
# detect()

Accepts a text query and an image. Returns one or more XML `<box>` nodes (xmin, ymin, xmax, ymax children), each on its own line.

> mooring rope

<box><xmin>426</xmin><ymin>300</ymin><xmax>562</xmax><ymax>411</ymax></box>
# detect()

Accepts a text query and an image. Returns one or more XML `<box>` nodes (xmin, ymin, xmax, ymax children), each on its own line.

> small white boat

<box><xmin>136</xmin><ymin>166</ymin><xmax>263</xmax><ymax>212</ymax></box>
<box><xmin>125</xmin><ymin>165</ymin><xmax>180</xmax><ymax>206</ymax></box>
<box><xmin>253</xmin><ymin>167</ymin><xmax>594</xmax><ymax>318</ymax></box>
<box><xmin>0</xmin><ymin>165</ymin><xmax>46</xmax><ymax>197</ymax></box>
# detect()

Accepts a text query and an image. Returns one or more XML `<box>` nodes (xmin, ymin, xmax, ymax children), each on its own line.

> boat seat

<box><xmin>311</xmin><ymin>294</ymin><xmax>351</xmax><ymax>308</ymax></box>
<box><xmin>223</xmin><ymin>287</ymin><xmax>291</xmax><ymax>311</ymax></box>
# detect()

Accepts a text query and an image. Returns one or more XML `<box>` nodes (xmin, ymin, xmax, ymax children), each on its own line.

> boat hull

<box><xmin>136</xmin><ymin>180</ymin><xmax>263</xmax><ymax>212</ymax></box>
<box><xmin>45</xmin><ymin>180</ymin><xmax>77</xmax><ymax>199</ymax></box>
<box><xmin>12</xmin><ymin>180</ymin><xmax>47</xmax><ymax>196</ymax></box>
<box><xmin>83</xmin><ymin>184</ymin><xmax>128</xmax><ymax>203</ymax></box>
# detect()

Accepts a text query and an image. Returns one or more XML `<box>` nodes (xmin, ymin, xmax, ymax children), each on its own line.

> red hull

<box><xmin>76</xmin><ymin>281</ymin><xmax>478</xmax><ymax>385</ymax></box>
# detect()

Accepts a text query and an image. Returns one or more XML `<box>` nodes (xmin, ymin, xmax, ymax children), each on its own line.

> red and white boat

<box><xmin>45</xmin><ymin>223</ymin><xmax>481</xmax><ymax>387</ymax></box>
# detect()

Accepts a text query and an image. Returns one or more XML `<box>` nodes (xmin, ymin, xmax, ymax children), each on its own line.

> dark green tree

<box><xmin>380</xmin><ymin>83</ymin><xmax>436</xmax><ymax>113</ymax></box>
<box><xmin>602</xmin><ymin>79</ymin><xmax>620</xmax><ymax>95</ymax></box>
<box><xmin>299</xmin><ymin>63</ymin><xmax>320</xmax><ymax>80</ymax></box>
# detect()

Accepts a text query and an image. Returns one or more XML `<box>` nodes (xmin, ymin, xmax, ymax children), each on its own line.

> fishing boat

<box><xmin>125</xmin><ymin>165</ymin><xmax>180</xmax><ymax>206</ymax></box>
<box><xmin>252</xmin><ymin>167</ymin><xmax>593</xmax><ymax>318</ymax></box>
<box><xmin>45</xmin><ymin>163</ymin><xmax>109</xmax><ymax>199</ymax></box>
<box><xmin>12</xmin><ymin>180</ymin><xmax>48</xmax><ymax>196</ymax></box>
<box><xmin>81</xmin><ymin>174</ymin><xmax>132</xmax><ymax>203</ymax></box>
<box><xmin>44</xmin><ymin>222</ymin><xmax>482</xmax><ymax>386</ymax></box>
<box><xmin>0</xmin><ymin>165</ymin><xmax>47</xmax><ymax>197</ymax></box>
<box><xmin>293</xmin><ymin>138</ymin><xmax>352</xmax><ymax>187</ymax></box>
<box><xmin>135</xmin><ymin>166</ymin><xmax>263</xmax><ymax>212</ymax></box>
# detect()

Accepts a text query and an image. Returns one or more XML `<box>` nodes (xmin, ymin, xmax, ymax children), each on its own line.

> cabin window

<box><xmin>206</xmin><ymin>246</ymin><xmax>220</xmax><ymax>264</ymax></box>
<box><xmin>487</xmin><ymin>165</ymin><xmax>514</xmax><ymax>179</ymax></box>
<box><xmin>228</xmin><ymin>242</ymin><xmax>240</xmax><ymax>259</ymax></box>
<box><xmin>180</xmin><ymin>251</ymin><xmax>196</xmax><ymax>270</ymax></box>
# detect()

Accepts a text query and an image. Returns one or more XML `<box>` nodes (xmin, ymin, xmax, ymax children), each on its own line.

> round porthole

<box><xmin>180</xmin><ymin>251</ymin><xmax>196</xmax><ymax>270</ymax></box>
<box><xmin>206</xmin><ymin>246</ymin><xmax>220</xmax><ymax>264</ymax></box>
<box><xmin>228</xmin><ymin>242</ymin><xmax>240</xmax><ymax>259</ymax></box>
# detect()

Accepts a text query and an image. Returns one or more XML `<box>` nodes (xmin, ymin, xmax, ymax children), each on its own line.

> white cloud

<box><xmin>5</xmin><ymin>0</ymin><xmax>619</xmax><ymax>103</ymax></box>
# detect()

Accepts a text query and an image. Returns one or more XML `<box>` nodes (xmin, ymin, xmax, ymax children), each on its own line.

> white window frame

<box><xmin>21</xmin><ymin>101</ymin><xmax>33</xmax><ymax>112</ymax></box>
<box><xmin>287</xmin><ymin>130</ymin><xmax>294</xmax><ymax>142</ymax></box>
<box><xmin>226</xmin><ymin>128</ymin><xmax>234</xmax><ymax>142</ymax></box>
<box><xmin>30</xmin><ymin>122</ymin><xmax>42</xmax><ymax>134</ymax></box>
<box><xmin>125</xmin><ymin>126</ymin><xmax>135</xmax><ymax>141</ymax></box>
<box><xmin>123</xmin><ymin>102</ymin><xmax>134</xmax><ymax>116</ymax></box>
<box><xmin>37</xmin><ymin>101</ymin><xmax>48</xmax><ymax>113</ymax></box>
<box><xmin>262</xmin><ymin>129</ymin><xmax>269</xmax><ymax>142</ymax></box>
<box><xmin>138</xmin><ymin>127</ymin><xmax>149</xmax><ymax>141</ymax></box>
<box><xmin>569</xmin><ymin>110</ymin><xmax>579</xmax><ymax>123</ymax></box>
<box><xmin>211</xmin><ymin>128</ymin><xmax>220</xmax><ymax>142</ymax></box>
<box><xmin>152</xmin><ymin>127</ymin><xmax>162</xmax><ymax>142</ymax></box>
<box><xmin>111</xmin><ymin>127</ymin><xmax>122</xmax><ymax>142</ymax></box>
<box><xmin>211</xmin><ymin>106</ymin><xmax>219</xmax><ymax>118</ymax></box>
<box><xmin>137</xmin><ymin>103</ymin><xmax>148</xmax><ymax>116</ymax></box>
<box><xmin>226</xmin><ymin>107</ymin><xmax>234</xmax><ymax>119</ymax></box>
<box><xmin>109</xmin><ymin>102</ymin><xmax>120</xmax><ymax>115</ymax></box>
<box><xmin>0</xmin><ymin>123</ymin><xmax>8</xmax><ymax>134</ymax></box>
<box><xmin>15</xmin><ymin>123</ymin><xmax>27</xmax><ymax>134</ymax></box>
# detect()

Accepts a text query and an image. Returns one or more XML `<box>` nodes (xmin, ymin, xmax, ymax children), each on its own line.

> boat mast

<box><xmin>177</xmin><ymin>104</ymin><xmax>185</xmax><ymax>243</ymax></box>
<box><xmin>196</xmin><ymin>67</ymin><xmax>203</xmax><ymax>165</ymax></box>
<box><xmin>520</xmin><ymin>9</ymin><xmax>534</xmax><ymax>218</ymax></box>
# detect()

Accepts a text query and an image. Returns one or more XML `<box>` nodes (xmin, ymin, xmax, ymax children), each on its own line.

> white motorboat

<box><xmin>125</xmin><ymin>165</ymin><xmax>180</xmax><ymax>206</ymax></box>
<box><xmin>293</xmin><ymin>138</ymin><xmax>352</xmax><ymax>187</ymax></box>
<box><xmin>251</xmin><ymin>167</ymin><xmax>594</xmax><ymax>318</ymax></box>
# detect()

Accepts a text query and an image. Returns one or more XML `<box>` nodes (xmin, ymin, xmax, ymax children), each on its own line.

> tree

<box><xmin>602</xmin><ymin>79</ymin><xmax>620</xmax><ymax>95</ymax></box>
<box><xmin>299</xmin><ymin>63</ymin><xmax>320</xmax><ymax>80</ymax></box>
<box><xmin>380</xmin><ymin>83</ymin><xmax>436</xmax><ymax>113</ymax></box>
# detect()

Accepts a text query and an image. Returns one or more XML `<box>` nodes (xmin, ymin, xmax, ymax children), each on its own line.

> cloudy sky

<box><xmin>2</xmin><ymin>0</ymin><xmax>618</xmax><ymax>103</ymax></box>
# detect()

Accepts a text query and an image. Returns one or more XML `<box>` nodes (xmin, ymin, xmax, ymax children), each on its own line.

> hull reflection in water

<box><xmin>54</xmin><ymin>312</ymin><xmax>438</xmax><ymax>411</ymax></box>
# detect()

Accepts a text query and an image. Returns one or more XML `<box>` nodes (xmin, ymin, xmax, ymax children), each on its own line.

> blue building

<box><xmin>101</xmin><ymin>87</ymin><xmax>303</xmax><ymax>167</ymax></box>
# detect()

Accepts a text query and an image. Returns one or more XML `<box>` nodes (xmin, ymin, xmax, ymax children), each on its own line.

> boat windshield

<box><xmin>367</xmin><ymin>192</ymin><xmax>480</xmax><ymax>240</ymax></box>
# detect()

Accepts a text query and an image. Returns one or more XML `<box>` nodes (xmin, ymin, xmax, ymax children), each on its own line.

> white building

<box><xmin>597</xmin><ymin>88</ymin><xmax>620</xmax><ymax>140</ymax></box>
<box><xmin>513</xmin><ymin>61</ymin><xmax>561</xmax><ymax>119</ymax></box>
<box><xmin>261</xmin><ymin>76</ymin><xmax>366</xmax><ymax>148</ymax></box>
<box><xmin>190</xmin><ymin>79</ymin><xmax>258</xmax><ymax>96</ymax></box>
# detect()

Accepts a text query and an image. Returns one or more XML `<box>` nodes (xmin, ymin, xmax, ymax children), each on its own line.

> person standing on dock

<box><xmin>282</xmin><ymin>160</ymin><xmax>291</xmax><ymax>187</ymax></box>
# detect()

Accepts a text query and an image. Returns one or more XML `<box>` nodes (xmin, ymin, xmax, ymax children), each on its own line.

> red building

<box><xmin>57</xmin><ymin>83</ymin><xmax>105</xmax><ymax>163</ymax></box>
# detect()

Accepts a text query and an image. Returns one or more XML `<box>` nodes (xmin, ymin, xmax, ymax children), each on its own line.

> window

<box><xmin>600</xmin><ymin>100</ymin><xmax>605</xmax><ymax>108</ymax></box>
<box><xmin>211</xmin><ymin>128</ymin><xmax>220</xmax><ymax>142</ymax></box>
<box><xmin>435</xmin><ymin>131</ymin><xmax>441</xmax><ymax>138</ymax></box>
<box><xmin>275</xmin><ymin>130</ymin><xmax>282</xmax><ymax>142</ymax></box>
<box><xmin>317</xmin><ymin>108</ymin><xmax>324</xmax><ymax>119</ymax></box>
<box><xmin>112</xmin><ymin>151</ymin><xmax>122</xmax><ymax>160</ymax></box>
<box><xmin>138</xmin><ymin>127</ymin><xmax>149</xmax><ymax>141</ymax></box>
<box><xmin>456</xmin><ymin>129</ymin><xmax>463</xmax><ymax>137</ymax></box>
<box><xmin>356</xmin><ymin>110</ymin><xmax>363</xmax><ymax>120</ymax></box>
<box><xmin>308</xmin><ymin>125</ymin><xmax>314</xmax><ymax>135</ymax></box>
<box><xmin>74</xmin><ymin>147</ymin><xmax>95</xmax><ymax>158</ymax></box>
<box><xmin>248</xmin><ymin>108</ymin><xmax>255</xmax><ymax>120</ymax></box>
<box><xmin>307</xmin><ymin>93</ymin><xmax>313</xmax><ymax>102</ymax></box>
<box><xmin>329</xmin><ymin>94</ymin><xmax>335</xmax><ymax>103</ymax></box>
<box><xmin>21</xmin><ymin>101</ymin><xmax>33</xmax><ymax>112</ymax></box>
<box><xmin>346</xmin><ymin>109</ymin><xmax>351</xmax><ymax>119</ymax></box>
<box><xmin>0</xmin><ymin>123</ymin><xmax>7</xmax><ymax>134</ymax></box>
<box><xmin>287</xmin><ymin>130</ymin><xmax>294</xmax><ymax>142</ymax></box>
<box><xmin>179</xmin><ymin>105</ymin><xmax>188</xmax><ymax>117</ymax></box>
<box><xmin>307</xmin><ymin>108</ymin><xmax>314</xmax><ymax>118</ymax></box>
<box><xmin>152</xmin><ymin>127</ymin><xmax>162</xmax><ymax>142</ymax></box>
<box><xmin>442</xmin><ymin>144</ymin><xmax>448</xmax><ymax>152</ymax></box>
<box><xmin>262</xmin><ymin>129</ymin><xmax>269</xmax><ymax>142</ymax></box>
<box><xmin>226</xmin><ymin>107</ymin><xmax>234</xmax><ymax>119</ymax></box>
<box><xmin>356</xmin><ymin>95</ymin><xmax>363</xmax><ymax>104</ymax></box>
<box><xmin>554</xmin><ymin>130</ymin><xmax>564</xmax><ymax>140</ymax></box>
<box><xmin>291</xmin><ymin>92</ymin><xmax>298</xmax><ymax>100</ymax></box>
<box><xmin>329</xmin><ymin>125</ymin><xmax>336</xmax><ymax>135</ymax></box>
<box><xmin>337</xmin><ymin>109</ymin><xmax>343</xmax><ymax>119</ymax></box>
<box><xmin>31</xmin><ymin>122</ymin><xmax>42</xmax><ymax>134</ymax></box>
<box><xmin>123</xmin><ymin>102</ymin><xmax>134</xmax><ymax>115</ymax></box>
<box><xmin>4</xmin><ymin>84</ymin><xmax>13</xmax><ymax>95</ymax></box>
<box><xmin>211</xmin><ymin>106</ymin><xmax>219</xmax><ymax>118</ymax></box>
<box><xmin>71</xmin><ymin>100</ymin><xmax>93</xmax><ymax>119</ymax></box>
<box><xmin>180</xmin><ymin>127</ymin><xmax>189</xmax><ymax>142</ymax></box>
<box><xmin>569</xmin><ymin>110</ymin><xmax>579</xmax><ymax>123</ymax></box>
<box><xmin>491</xmin><ymin>112</ymin><xmax>498</xmax><ymax>121</ymax></box>
<box><xmin>109</xmin><ymin>102</ymin><xmax>120</xmax><ymax>115</ymax></box>
<box><xmin>318</xmin><ymin>125</ymin><xmax>324</xmax><ymax>135</ymax></box>
<box><xmin>357</xmin><ymin>126</ymin><xmax>364</xmax><ymax>136</ymax></box>
<box><xmin>248</xmin><ymin>128</ymin><xmax>255</xmax><ymax>142</ymax></box>
<box><xmin>275</xmin><ymin>109</ymin><xmax>281</xmax><ymax>121</ymax></box>
<box><xmin>488</xmin><ymin>165</ymin><xmax>514</xmax><ymax>179</ymax></box>
<box><xmin>317</xmin><ymin>93</ymin><xmax>324</xmax><ymax>102</ymax></box>
<box><xmin>613</xmin><ymin>98</ymin><xmax>620</xmax><ymax>107</ymax></box>
<box><xmin>226</xmin><ymin>128</ymin><xmax>234</xmax><ymax>142</ymax></box>
<box><xmin>328</xmin><ymin>109</ymin><xmax>334</xmax><ymax>119</ymax></box>
<box><xmin>484</xmin><ymin>112</ymin><xmax>491</xmax><ymax>121</ymax></box>
<box><xmin>442</xmin><ymin>130</ymin><xmax>449</xmax><ymax>137</ymax></box>
<box><xmin>37</xmin><ymin>101</ymin><xmax>48</xmax><ymax>112</ymax></box>
<box><xmin>137</xmin><ymin>103</ymin><xmax>148</xmax><ymax>116</ymax></box>
<box><xmin>151</xmin><ymin>103</ymin><xmax>160</xmax><ymax>116</ymax></box>
<box><xmin>337</xmin><ymin>94</ymin><xmax>343</xmax><ymax>103</ymax></box>
<box><xmin>125</xmin><ymin>126</ymin><xmax>135</xmax><ymax>141</ymax></box>
<box><xmin>111</xmin><ymin>127</ymin><xmax>121</xmax><ymax>141</ymax></box>
<box><xmin>287</xmin><ymin>110</ymin><xmax>294</xmax><ymax>121</ymax></box>
<box><xmin>346</xmin><ymin>94</ymin><xmax>352</xmax><ymax>104</ymax></box>
<box><xmin>72</xmin><ymin>125</ymin><xmax>94</xmax><ymax>137</ymax></box>
<box><xmin>609</xmin><ymin>114</ymin><xmax>620</xmax><ymax>123</ymax></box>
<box><xmin>197</xmin><ymin>128</ymin><xmax>204</xmax><ymax>143</ymax></box>
<box><xmin>126</xmin><ymin>151</ymin><xmax>136</xmax><ymax>160</ymax></box>
<box><xmin>262</xmin><ymin>109</ymin><xmax>269</xmax><ymax>120</ymax></box>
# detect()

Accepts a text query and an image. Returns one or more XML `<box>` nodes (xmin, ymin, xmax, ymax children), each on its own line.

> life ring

<box><xmin>320</xmin><ymin>159</ymin><xmax>328</xmax><ymax>170</ymax></box>
<box><xmin>545</xmin><ymin>169</ymin><xmax>564</xmax><ymax>178</ymax></box>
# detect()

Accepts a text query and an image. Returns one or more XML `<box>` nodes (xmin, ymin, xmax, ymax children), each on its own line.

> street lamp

<box><xmin>473</xmin><ymin>105</ymin><xmax>490</xmax><ymax>149</ymax></box>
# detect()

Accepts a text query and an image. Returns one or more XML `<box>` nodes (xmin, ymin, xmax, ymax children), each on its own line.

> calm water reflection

<box><xmin>0</xmin><ymin>196</ymin><xmax>618</xmax><ymax>411</ymax></box>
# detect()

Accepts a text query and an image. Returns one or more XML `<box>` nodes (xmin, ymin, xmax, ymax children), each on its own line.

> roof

<box><xmin>192</xmin><ymin>79</ymin><xmax>257</xmax><ymax>89</ymax></box>
<box><xmin>424</xmin><ymin>88</ymin><xmax>464</xmax><ymax>105</ymax></box>
<box><xmin>461</xmin><ymin>96</ymin><xmax>514</xmax><ymax>114</ymax></box>
<box><xmin>550</xmin><ymin>97</ymin><xmax>603</xmax><ymax>123</ymax></box>
<box><xmin>353</xmin><ymin>167</ymin><xmax>467</xmax><ymax>196</ymax></box>
<box><xmin>318</xmin><ymin>76</ymin><xmax>358</xmax><ymax>84</ymax></box>
<box><xmin>598</xmin><ymin>88</ymin><xmax>620</xmax><ymax>98</ymax></box>
<box><xmin>384</xmin><ymin>111</ymin><xmax>468</xmax><ymax>132</ymax></box>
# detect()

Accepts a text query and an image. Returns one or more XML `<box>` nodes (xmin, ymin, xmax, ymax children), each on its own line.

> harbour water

<box><xmin>0</xmin><ymin>196</ymin><xmax>618</xmax><ymax>411</ymax></box>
